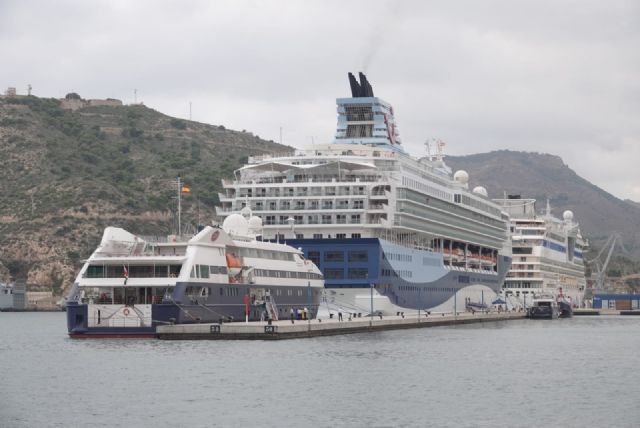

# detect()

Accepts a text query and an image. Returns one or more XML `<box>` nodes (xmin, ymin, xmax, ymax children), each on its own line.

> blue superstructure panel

<box><xmin>285</xmin><ymin>238</ymin><xmax>380</xmax><ymax>288</ymax></box>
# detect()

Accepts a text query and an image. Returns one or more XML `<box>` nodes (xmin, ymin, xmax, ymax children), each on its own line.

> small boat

<box><xmin>527</xmin><ymin>294</ymin><xmax>559</xmax><ymax>319</ymax></box>
<box><xmin>557</xmin><ymin>299</ymin><xmax>573</xmax><ymax>318</ymax></box>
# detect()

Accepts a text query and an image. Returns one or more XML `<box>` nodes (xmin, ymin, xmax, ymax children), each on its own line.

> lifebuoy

<box><xmin>123</xmin><ymin>308</ymin><xmax>130</xmax><ymax>316</ymax></box>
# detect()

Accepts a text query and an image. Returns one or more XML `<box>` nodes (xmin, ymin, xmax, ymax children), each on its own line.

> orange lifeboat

<box><xmin>225</xmin><ymin>253</ymin><xmax>242</xmax><ymax>275</ymax></box>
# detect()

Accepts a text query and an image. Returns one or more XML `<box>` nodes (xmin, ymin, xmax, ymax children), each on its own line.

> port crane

<box><xmin>588</xmin><ymin>233</ymin><xmax>631</xmax><ymax>290</ymax></box>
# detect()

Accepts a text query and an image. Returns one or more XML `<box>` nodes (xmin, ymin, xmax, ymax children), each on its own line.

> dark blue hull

<box><xmin>66</xmin><ymin>281</ymin><xmax>323</xmax><ymax>337</ymax></box>
<box><xmin>527</xmin><ymin>306</ymin><xmax>559</xmax><ymax>319</ymax></box>
<box><xmin>285</xmin><ymin>237</ymin><xmax>511</xmax><ymax>311</ymax></box>
<box><xmin>558</xmin><ymin>301</ymin><xmax>573</xmax><ymax>318</ymax></box>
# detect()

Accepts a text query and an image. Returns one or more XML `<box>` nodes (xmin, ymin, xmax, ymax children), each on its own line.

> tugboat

<box><xmin>556</xmin><ymin>289</ymin><xmax>573</xmax><ymax>318</ymax></box>
<box><xmin>527</xmin><ymin>294</ymin><xmax>559</xmax><ymax>319</ymax></box>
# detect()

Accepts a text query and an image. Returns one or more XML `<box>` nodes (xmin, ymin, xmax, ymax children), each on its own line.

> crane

<box><xmin>587</xmin><ymin>233</ymin><xmax>631</xmax><ymax>290</ymax></box>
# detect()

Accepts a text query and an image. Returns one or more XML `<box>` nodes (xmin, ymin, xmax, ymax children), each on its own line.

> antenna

<box><xmin>425</xmin><ymin>139</ymin><xmax>432</xmax><ymax>160</ymax></box>
<box><xmin>27</xmin><ymin>84</ymin><xmax>32</xmax><ymax>96</ymax></box>
<box><xmin>546</xmin><ymin>199</ymin><xmax>551</xmax><ymax>217</ymax></box>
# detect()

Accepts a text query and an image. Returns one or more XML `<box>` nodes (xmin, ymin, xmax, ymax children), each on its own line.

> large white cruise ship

<box><xmin>217</xmin><ymin>72</ymin><xmax>512</xmax><ymax>315</ymax></box>
<box><xmin>493</xmin><ymin>197</ymin><xmax>587</xmax><ymax>308</ymax></box>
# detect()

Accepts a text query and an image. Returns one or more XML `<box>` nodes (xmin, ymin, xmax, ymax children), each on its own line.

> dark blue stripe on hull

<box><xmin>286</xmin><ymin>237</ymin><xmax>511</xmax><ymax>311</ymax></box>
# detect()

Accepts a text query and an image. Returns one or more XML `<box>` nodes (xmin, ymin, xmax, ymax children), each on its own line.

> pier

<box><xmin>156</xmin><ymin>311</ymin><xmax>526</xmax><ymax>340</ymax></box>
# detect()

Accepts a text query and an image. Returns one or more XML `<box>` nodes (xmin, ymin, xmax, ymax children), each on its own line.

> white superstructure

<box><xmin>495</xmin><ymin>197</ymin><xmax>587</xmax><ymax>308</ymax></box>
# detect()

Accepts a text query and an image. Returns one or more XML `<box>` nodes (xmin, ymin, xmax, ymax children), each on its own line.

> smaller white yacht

<box><xmin>65</xmin><ymin>212</ymin><xmax>324</xmax><ymax>338</ymax></box>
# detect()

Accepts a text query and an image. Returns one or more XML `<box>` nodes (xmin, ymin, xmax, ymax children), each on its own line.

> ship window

<box><xmin>336</xmin><ymin>234</ymin><xmax>346</xmax><ymax>239</ymax></box>
<box><xmin>199</xmin><ymin>265</ymin><xmax>210</xmax><ymax>279</ymax></box>
<box><xmin>348</xmin><ymin>251</ymin><xmax>368</xmax><ymax>262</ymax></box>
<box><xmin>190</xmin><ymin>266</ymin><xmax>197</xmax><ymax>278</ymax></box>
<box><xmin>169</xmin><ymin>265</ymin><xmax>181</xmax><ymax>277</ymax></box>
<box><xmin>325</xmin><ymin>251</ymin><xmax>344</xmax><ymax>262</ymax></box>
<box><xmin>351</xmin><ymin>233</ymin><xmax>361</xmax><ymax>239</ymax></box>
<box><xmin>454</xmin><ymin>194</ymin><xmax>462</xmax><ymax>203</ymax></box>
<box><xmin>129</xmin><ymin>265</ymin><xmax>154</xmax><ymax>278</ymax></box>
<box><xmin>308</xmin><ymin>251</ymin><xmax>320</xmax><ymax>265</ymax></box>
<box><xmin>86</xmin><ymin>265</ymin><xmax>104</xmax><ymax>278</ymax></box>
<box><xmin>348</xmin><ymin>268</ymin><xmax>368</xmax><ymax>279</ymax></box>
<box><xmin>313</xmin><ymin>233</ymin><xmax>323</xmax><ymax>239</ymax></box>
<box><xmin>324</xmin><ymin>269</ymin><xmax>344</xmax><ymax>279</ymax></box>
<box><xmin>296</xmin><ymin>234</ymin><xmax>304</xmax><ymax>239</ymax></box>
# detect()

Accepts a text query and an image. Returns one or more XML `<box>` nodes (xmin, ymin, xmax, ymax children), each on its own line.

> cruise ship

<box><xmin>65</xmin><ymin>215</ymin><xmax>323</xmax><ymax>338</ymax></box>
<box><xmin>493</xmin><ymin>197</ymin><xmax>587</xmax><ymax>308</ymax></box>
<box><xmin>217</xmin><ymin>72</ymin><xmax>512</xmax><ymax>315</ymax></box>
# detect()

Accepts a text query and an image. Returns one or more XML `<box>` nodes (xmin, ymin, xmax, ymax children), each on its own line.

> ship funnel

<box><xmin>348</xmin><ymin>72</ymin><xmax>374</xmax><ymax>97</ymax></box>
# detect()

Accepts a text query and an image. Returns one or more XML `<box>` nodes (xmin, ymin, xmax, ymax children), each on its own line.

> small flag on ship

<box><xmin>181</xmin><ymin>185</ymin><xmax>191</xmax><ymax>194</ymax></box>
<box><xmin>123</xmin><ymin>265</ymin><xmax>129</xmax><ymax>285</ymax></box>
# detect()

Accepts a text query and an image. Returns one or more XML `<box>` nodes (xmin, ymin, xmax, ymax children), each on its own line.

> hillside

<box><xmin>0</xmin><ymin>95</ymin><xmax>288</xmax><ymax>292</ymax></box>
<box><xmin>447</xmin><ymin>150</ymin><xmax>640</xmax><ymax>260</ymax></box>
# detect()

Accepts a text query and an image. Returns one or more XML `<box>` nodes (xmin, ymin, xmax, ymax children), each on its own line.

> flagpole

<box><xmin>177</xmin><ymin>176</ymin><xmax>182</xmax><ymax>236</ymax></box>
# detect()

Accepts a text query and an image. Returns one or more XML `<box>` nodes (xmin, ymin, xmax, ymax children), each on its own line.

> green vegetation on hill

<box><xmin>0</xmin><ymin>95</ymin><xmax>288</xmax><ymax>291</ymax></box>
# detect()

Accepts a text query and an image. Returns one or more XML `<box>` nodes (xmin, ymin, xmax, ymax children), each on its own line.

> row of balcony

<box><xmin>215</xmin><ymin>203</ymin><xmax>388</xmax><ymax>214</ymax></box>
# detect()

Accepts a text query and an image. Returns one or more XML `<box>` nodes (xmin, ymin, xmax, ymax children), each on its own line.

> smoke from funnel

<box><xmin>360</xmin><ymin>1</ymin><xmax>404</xmax><ymax>72</ymax></box>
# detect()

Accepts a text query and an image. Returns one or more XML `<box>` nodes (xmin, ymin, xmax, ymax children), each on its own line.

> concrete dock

<box><xmin>156</xmin><ymin>311</ymin><xmax>526</xmax><ymax>340</ymax></box>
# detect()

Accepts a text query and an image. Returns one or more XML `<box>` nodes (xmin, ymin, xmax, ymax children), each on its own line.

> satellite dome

<box><xmin>563</xmin><ymin>210</ymin><xmax>574</xmax><ymax>221</ymax></box>
<box><xmin>472</xmin><ymin>186</ymin><xmax>488</xmax><ymax>197</ymax></box>
<box><xmin>222</xmin><ymin>213</ymin><xmax>249</xmax><ymax>235</ymax></box>
<box><xmin>248</xmin><ymin>215</ymin><xmax>263</xmax><ymax>231</ymax></box>
<box><xmin>240</xmin><ymin>206</ymin><xmax>252</xmax><ymax>218</ymax></box>
<box><xmin>453</xmin><ymin>170</ymin><xmax>469</xmax><ymax>184</ymax></box>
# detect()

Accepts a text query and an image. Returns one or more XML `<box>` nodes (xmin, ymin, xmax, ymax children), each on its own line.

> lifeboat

<box><xmin>225</xmin><ymin>253</ymin><xmax>242</xmax><ymax>275</ymax></box>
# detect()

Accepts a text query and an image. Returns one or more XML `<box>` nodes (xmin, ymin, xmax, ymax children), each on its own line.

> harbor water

<box><xmin>1</xmin><ymin>312</ymin><xmax>639</xmax><ymax>427</ymax></box>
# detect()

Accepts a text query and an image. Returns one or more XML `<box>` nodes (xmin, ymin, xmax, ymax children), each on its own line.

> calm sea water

<box><xmin>1</xmin><ymin>312</ymin><xmax>639</xmax><ymax>428</ymax></box>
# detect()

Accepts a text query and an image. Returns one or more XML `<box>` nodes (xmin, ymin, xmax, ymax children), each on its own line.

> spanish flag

<box><xmin>181</xmin><ymin>185</ymin><xmax>191</xmax><ymax>194</ymax></box>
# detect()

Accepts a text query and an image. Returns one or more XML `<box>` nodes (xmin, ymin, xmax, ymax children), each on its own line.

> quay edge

<box><xmin>156</xmin><ymin>311</ymin><xmax>526</xmax><ymax>340</ymax></box>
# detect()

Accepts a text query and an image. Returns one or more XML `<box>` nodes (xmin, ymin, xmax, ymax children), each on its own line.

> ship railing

<box><xmin>227</xmin><ymin>177</ymin><xmax>389</xmax><ymax>186</ymax></box>
<box><xmin>137</xmin><ymin>235</ymin><xmax>191</xmax><ymax>244</ymax></box>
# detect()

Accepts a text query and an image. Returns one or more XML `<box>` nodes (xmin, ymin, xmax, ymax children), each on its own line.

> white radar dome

<box><xmin>240</xmin><ymin>206</ymin><xmax>252</xmax><ymax>218</ymax></box>
<box><xmin>453</xmin><ymin>170</ymin><xmax>469</xmax><ymax>184</ymax></box>
<box><xmin>248</xmin><ymin>215</ymin><xmax>263</xmax><ymax>231</ymax></box>
<box><xmin>563</xmin><ymin>210</ymin><xmax>574</xmax><ymax>221</ymax></box>
<box><xmin>222</xmin><ymin>213</ymin><xmax>249</xmax><ymax>235</ymax></box>
<box><xmin>472</xmin><ymin>186</ymin><xmax>488</xmax><ymax>197</ymax></box>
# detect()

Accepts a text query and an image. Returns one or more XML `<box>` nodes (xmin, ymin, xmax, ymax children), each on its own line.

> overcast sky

<box><xmin>2</xmin><ymin>0</ymin><xmax>639</xmax><ymax>200</ymax></box>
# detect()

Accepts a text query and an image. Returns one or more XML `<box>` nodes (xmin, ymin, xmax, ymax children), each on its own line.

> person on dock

<box><xmin>338</xmin><ymin>311</ymin><xmax>343</xmax><ymax>321</ymax></box>
<box><xmin>290</xmin><ymin>308</ymin><xmax>295</xmax><ymax>324</ymax></box>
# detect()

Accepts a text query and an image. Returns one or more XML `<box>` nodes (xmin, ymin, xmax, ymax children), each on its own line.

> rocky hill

<box><xmin>0</xmin><ymin>94</ymin><xmax>287</xmax><ymax>293</ymax></box>
<box><xmin>447</xmin><ymin>151</ymin><xmax>640</xmax><ymax>262</ymax></box>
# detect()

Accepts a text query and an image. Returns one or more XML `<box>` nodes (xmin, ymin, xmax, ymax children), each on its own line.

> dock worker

<box><xmin>290</xmin><ymin>308</ymin><xmax>295</xmax><ymax>324</ymax></box>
